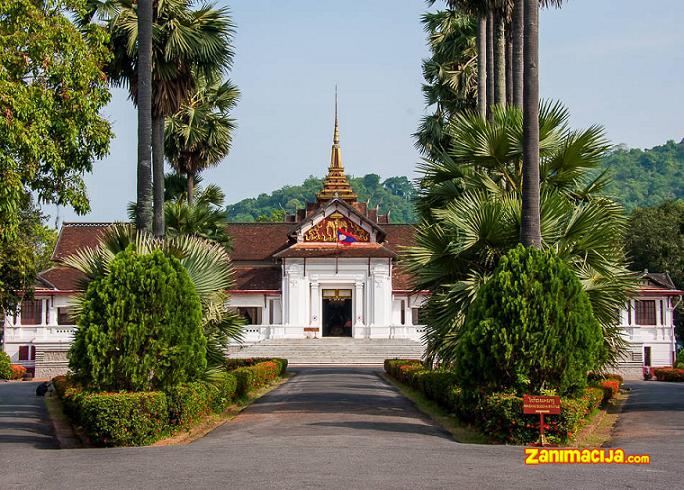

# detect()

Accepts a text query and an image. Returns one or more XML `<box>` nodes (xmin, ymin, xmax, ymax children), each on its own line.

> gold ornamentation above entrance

<box><xmin>322</xmin><ymin>289</ymin><xmax>352</xmax><ymax>301</ymax></box>
<box><xmin>303</xmin><ymin>212</ymin><xmax>370</xmax><ymax>243</ymax></box>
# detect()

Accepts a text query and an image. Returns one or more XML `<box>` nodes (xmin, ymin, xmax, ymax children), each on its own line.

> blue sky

<box><xmin>52</xmin><ymin>0</ymin><xmax>684</xmax><ymax>223</ymax></box>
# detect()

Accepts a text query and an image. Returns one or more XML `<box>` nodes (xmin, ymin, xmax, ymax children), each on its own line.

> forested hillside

<box><xmin>226</xmin><ymin>139</ymin><xmax>684</xmax><ymax>222</ymax></box>
<box><xmin>226</xmin><ymin>175</ymin><xmax>417</xmax><ymax>222</ymax></box>
<box><xmin>601</xmin><ymin>139</ymin><xmax>684</xmax><ymax>211</ymax></box>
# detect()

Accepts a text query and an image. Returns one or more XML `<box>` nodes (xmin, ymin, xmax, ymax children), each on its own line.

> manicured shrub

<box><xmin>225</xmin><ymin>357</ymin><xmax>288</xmax><ymax>376</ymax></box>
<box><xmin>166</xmin><ymin>382</ymin><xmax>218</xmax><ymax>428</ymax></box>
<box><xmin>69</xmin><ymin>247</ymin><xmax>206</xmax><ymax>391</ymax></box>
<box><xmin>212</xmin><ymin>373</ymin><xmax>238</xmax><ymax>412</ymax></box>
<box><xmin>75</xmin><ymin>391</ymin><xmax>169</xmax><ymax>446</ymax></box>
<box><xmin>454</xmin><ymin>245</ymin><xmax>604</xmax><ymax>397</ymax></box>
<box><xmin>598</xmin><ymin>380</ymin><xmax>620</xmax><ymax>404</ymax></box>
<box><xmin>233</xmin><ymin>361</ymin><xmax>280</xmax><ymax>397</ymax></box>
<box><xmin>0</xmin><ymin>351</ymin><xmax>11</xmax><ymax>380</ymax></box>
<box><xmin>10</xmin><ymin>364</ymin><xmax>27</xmax><ymax>380</ymax></box>
<box><xmin>588</xmin><ymin>372</ymin><xmax>624</xmax><ymax>386</ymax></box>
<box><xmin>675</xmin><ymin>350</ymin><xmax>684</xmax><ymax>369</ymax></box>
<box><xmin>653</xmin><ymin>367</ymin><xmax>684</xmax><ymax>382</ymax></box>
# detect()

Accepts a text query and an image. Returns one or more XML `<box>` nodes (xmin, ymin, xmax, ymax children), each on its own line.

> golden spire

<box><xmin>317</xmin><ymin>87</ymin><xmax>357</xmax><ymax>203</ymax></box>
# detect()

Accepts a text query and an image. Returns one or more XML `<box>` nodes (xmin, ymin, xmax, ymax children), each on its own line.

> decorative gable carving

<box><xmin>303</xmin><ymin>212</ymin><xmax>370</xmax><ymax>243</ymax></box>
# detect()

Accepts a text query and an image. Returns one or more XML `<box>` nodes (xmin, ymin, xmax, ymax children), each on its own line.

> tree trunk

<box><xmin>506</xmin><ymin>32</ymin><xmax>513</xmax><ymax>106</ymax></box>
<box><xmin>477</xmin><ymin>14</ymin><xmax>487</xmax><ymax>118</ymax></box>
<box><xmin>512</xmin><ymin>0</ymin><xmax>524</xmax><ymax>108</ymax></box>
<box><xmin>152</xmin><ymin>115</ymin><xmax>165</xmax><ymax>237</ymax></box>
<box><xmin>187</xmin><ymin>172</ymin><xmax>195</xmax><ymax>205</ymax></box>
<box><xmin>521</xmin><ymin>0</ymin><xmax>541</xmax><ymax>248</ymax></box>
<box><xmin>494</xmin><ymin>12</ymin><xmax>507</xmax><ymax>107</ymax></box>
<box><xmin>136</xmin><ymin>0</ymin><xmax>153</xmax><ymax>233</ymax></box>
<box><xmin>486</xmin><ymin>12</ymin><xmax>494</xmax><ymax>117</ymax></box>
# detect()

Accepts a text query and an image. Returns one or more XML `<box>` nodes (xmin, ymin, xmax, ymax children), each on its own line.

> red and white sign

<box><xmin>523</xmin><ymin>395</ymin><xmax>561</xmax><ymax>415</ymax></box>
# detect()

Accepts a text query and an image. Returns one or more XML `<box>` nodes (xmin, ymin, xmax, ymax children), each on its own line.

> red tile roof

<box><xmin>227</xmin><ymin>223</ymin><xmax>294</xmax><ymax>261</ymax></box>
<box><xmin>274</xmin><ymin>243</ymin><xmax>396</xmax><ymax>259</ymax></box>
<box><xmin>232</xmin><ymin>267</ymin><xmax>281</xmax><ymax>290</ymax></box>
<box><xmin>37</xmin><ymin>267</ymin><xmax>86</xmax><ymax>291</ymax></box>
<box><xmin>52</xmin><ymin>223</ymin><xmax>111</xmax><ymax>261</ymax></box>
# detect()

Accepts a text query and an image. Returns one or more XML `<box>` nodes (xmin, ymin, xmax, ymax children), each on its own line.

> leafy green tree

<box><xmin>69</xmin><ymin>247</ymin><xmax>206</xmax><ymax>391</ymax></box>
<box><xmin>165</xmin><ymin>76</ymin><xmax>239</xmax><ymax>204</ymax></box>
<box><xmin>601</xmin><ymin>139</ymin><xmax>684</xmax><ymax>211</ymax></box>
<box><xmin>65</xmin><ymin>225</ymin><xmax>243</xmax><ymax>368</ymax></box>
<box><xmin>455</xmin><ymin>245</ymin><xmax>603</xmax><ymax>396</ymax></box>
<box><xmin>626</xmin><ymin>200</ymin><xmax>684</xmax><ymax>288</ymax></box>
<box><xmin>405</xmin><ymin>103</ymin><xmax>634</xmax><ymax>366</ymax></box>
<box><xmin>0</xmin><ymin>352</ymin><xmax>12</xmax><ymax>380</ymax></box>
<box><xmin>227</xmin><ymin>174</ymin><xmax>418</xmax><ymax>223</ymax></box>
<box><xmin>0</xmin><ymin>0</ymin><xmax>111</xmax><ymax>308</ymax></box>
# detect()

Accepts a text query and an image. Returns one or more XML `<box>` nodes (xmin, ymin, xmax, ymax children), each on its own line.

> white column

<box><xmin>354</xmin><ymin>282</ymin><xmax>364</xmax><ymax>326</ymax></box>
<box><xmin>369</xmin><ymin>261</ymin><xmax>392</xmax><ymax>338</ymax></box>
<box><xmin>310</xmin><ymin>282</ymin><xmax>320</xmax><ymax>328</ymax></box>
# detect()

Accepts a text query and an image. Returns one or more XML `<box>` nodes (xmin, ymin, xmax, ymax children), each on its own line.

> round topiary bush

<box><xmin>69</xmin><ymin>246</ymin><xmax>206</xmax><ymax>391</ymax></box>
<box><xmin>454</xmin><ymin>245</ymin><xmax>604</xmax><ymax>396</ymax></box>
<box><xmin>0</xmin><ymin>351</ymin><xmax>12</xmax><ymax>380</ymax></box>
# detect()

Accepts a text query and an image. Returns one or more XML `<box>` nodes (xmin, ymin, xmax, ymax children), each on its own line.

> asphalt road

<box><xmin>0</xmin><ymin>369</ymin><xmax>682</xmax><ymax>490</ymax></box>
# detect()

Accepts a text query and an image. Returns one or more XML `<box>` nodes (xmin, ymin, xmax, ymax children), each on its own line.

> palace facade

<box><xmin>1</xmin><ymin>108</ymin><xmax>681</xmax><ymax>378</ymax></box>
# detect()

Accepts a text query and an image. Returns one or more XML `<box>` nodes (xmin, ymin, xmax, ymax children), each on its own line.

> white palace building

<box><xmin>2</xmin><ymin>109</ymin><xmax>682</xmax><ymax>377</ymax></box>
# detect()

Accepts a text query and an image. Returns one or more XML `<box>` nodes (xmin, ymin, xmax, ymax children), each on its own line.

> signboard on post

<box><xmin>523</xmin><ymin>395</ymin><xmax>561</xmax><ymax>446</ymax></box>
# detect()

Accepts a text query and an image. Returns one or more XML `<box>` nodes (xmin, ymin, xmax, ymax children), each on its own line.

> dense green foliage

<box><xmin>602</xmin><ymin>140</ymin><xmax>684</xmax><ymax>212</ymax></box>
<box><xmin>0</xmin><ymin>0</ymin><xmax>111</xmax><ymax>310</ymax></box>
<box><xmin>72</xmin><ymin>391</ymin><xmax>169</xmax><ymax>447</ymax></box>
<box><xmin>69</xmin><ymin>247</ymin><xmax>206</xmax><ymax>391</ymax></box>
<box><xmin>227</xmin><ymin>174</ymin><xmax>417</xmax><ymax>223</ymax></box>
<box><xmin>384</xmin><ymin>359</ymin><xmax>608</xmax><ymax>445</ymax></box>
<box><xmin>653</xmin><ymin>368</ymin><xmax>684</xmax><ymax>382</ymax></box>
<box><xmin>0</xmin><ymin>352</ymin><xmax>11</xmax><ymax>380</ymax></box>
<box><xmin>405</xmin><ymin>103</ymin><xmax>633</xmax><ymax>365</ymax></box>
<box><xmin>232</xmin><ymin>361</ymin><xmax>280</xmax><ymax>397</ymax></box>
<box><xmin>415</xmin><ymin>8</ymin><xmax>477</xmax><ymax>159</ymax></box>
<box><xmin>64</xmin><ymin>225</ymin><xmax>244</xmax><ymax>370</ymax></box>
<box><xmin>453</xmin><ymin>246</ymin><xmax>604</xmax><ymax>396</ymax></box>
<box><xmin>626</xmin><ymin>200</ymin><xmax>684</xmax><ymax>288</ymax></box>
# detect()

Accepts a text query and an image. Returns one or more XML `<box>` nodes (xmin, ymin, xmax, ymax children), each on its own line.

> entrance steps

<box><xmin>228</xmin><ymin>338</ymin><xmax>425</xmax><ymax>365</ymax></box>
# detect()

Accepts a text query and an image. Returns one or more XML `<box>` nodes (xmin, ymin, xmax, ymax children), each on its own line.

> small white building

<box><xmin>616</xmin><ymin>272</ymin><xmax>682</xmax><ymax>376</ymax></box>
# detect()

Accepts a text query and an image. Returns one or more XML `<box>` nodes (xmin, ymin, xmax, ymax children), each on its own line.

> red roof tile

<box><xmin>227</xmin><ymin>223</ymin><xmax>294</xmax><ymax>261</ymax></box>
<box><xmin>232</xmin><ymin>267</ymin><xmax>281</xmax><ymax>290</ymax></box>
<box><xmin>274</xmin><ymin>243</ymin><xmax>396</xmax><ymax>259</ymax></box>
<box><xmin>52</xmin><ymin>223</ymin><xmax>111</xmax><ymax>261</ymax></box>
<box><xmin>37</xmin><ymin>267</ymin><xmax>86</xmax><ymax>291</ymax></box>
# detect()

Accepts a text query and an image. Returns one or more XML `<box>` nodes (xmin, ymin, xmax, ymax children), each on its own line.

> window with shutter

<box><xmin>635</xmin><ymin>300</ymin><xmax>656</xmax><ymax>325</ymax></box>
<box><xmin>20</xmin><ymin>300</ymin><xmax>42</xmax><ymax>325</ymax></box>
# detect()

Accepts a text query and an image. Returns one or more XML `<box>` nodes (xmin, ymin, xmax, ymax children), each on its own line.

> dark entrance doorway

<box><xmin>322</xmin><ymin>297</ymin><xmax>352</xmax><ymax>337</ymax></box>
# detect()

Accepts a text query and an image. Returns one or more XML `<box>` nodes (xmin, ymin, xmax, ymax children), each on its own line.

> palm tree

<box><xmin>136</xmin><ymin>0</ymin><xmax>153</xmax><ymax>233</ymax></box>
<box><xmin>406</xmin><ymin>102</ymin><xmax>635</xmax><ymax>366</ymax></box>
<box><xmin>165</xmin><ymin>76</ymin><xmax>239</xmax><ymax>204</ymax></box>
<box><xmin>415</xmin><ymin>9</ymin><xmax>478</xmax><ymax>158</ymax></box>
<box><xmin>83</xmin><ymin>0</ymin><xmax>235</xmax><ymax>236</ymax></box>
<box><xmin>64</xmin><ymin>225</ymin><xmax>243</xmax><ymax>368</ymax></box>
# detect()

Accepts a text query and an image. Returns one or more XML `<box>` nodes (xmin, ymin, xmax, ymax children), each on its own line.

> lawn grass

<box><xmin>380</xmin><ymin>372</ymin><xmax>489</xmax><ymax>444</ymax></box>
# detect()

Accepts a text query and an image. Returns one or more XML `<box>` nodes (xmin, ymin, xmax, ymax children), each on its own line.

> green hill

<box><xmin>226</xmin><ymin>174</ymin><xmax>418</xmax><ymax>223</ymax></box>
<box><xmin>601</xmin><ymin>139</ymin><xmax>684</xmax><ymax>211</ymax></box>
<box><xmin>226</xmin><ymin>139</ymin><xmax>684</xmax><ymax>221</ymax></box>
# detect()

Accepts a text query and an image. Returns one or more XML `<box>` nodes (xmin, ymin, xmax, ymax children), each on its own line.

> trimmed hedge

<box><xmin>75</xmin><ymin>391</ymin><xmax>169</xmax><ymax>446</ymax></box>
<box><xmin>588</xmin><ymin>372</ymin><xmax>624</xmax><ymax>386</ymax></box>
<box><xmin>0</xmin><ymin>352</ymin><xmax>11</xmax><ymax>380</ymax></box>
<box><xmin>10</xmin><ymin>365</ymin><xmax>27</xmax><ymax>380</ymax></box>
<box><xmin>225</xmin><ymin>358</ymin><xmax>288</xmax><ymax>376</ymax></box>
<box><xmin>653</xmin><ymin>368</ymin><xmax>684</xmax><ymax>382</ymax></box>
<box><xmin>52</xmin><ymin>358</ymin><xmax>286</xmax><ymax>446</ymax></box>
<box><xmin>384</xmin><ymin>359</ymin><xmax>605</xmax><ymax>444</ymax></box>
<box><xmin>233</xmin><ymin>361</ymin><xmax>280</xmax><ymax>397</ymax></box>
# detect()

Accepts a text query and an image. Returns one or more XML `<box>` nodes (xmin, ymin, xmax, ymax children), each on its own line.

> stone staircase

<box><xmin>228</xmin><ymin>338</ymin><xmax>425</xmax><ymax>365</ymax></box>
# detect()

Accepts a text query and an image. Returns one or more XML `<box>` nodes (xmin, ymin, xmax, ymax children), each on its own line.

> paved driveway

<box><xmin>1</xmin><ymin>369</ymin><xmax>682</xmax><ymax>489</ymax></box>
<box><xmin>0</xmin><ymin>381</ymin><xmax>57</xmax><ymax>451</ymax></box>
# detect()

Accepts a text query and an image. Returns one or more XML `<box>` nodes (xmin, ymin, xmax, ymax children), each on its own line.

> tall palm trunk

<box><xmin>521</xmin><ymin>0</ymin><xmax>541</xmax><ymax>247</ymax></box>
<box><xmin>152</xmin><ymin>115</ymin><xmax>165</xmax><ymax>237</ymax></box>
<box><xmin>187</xmin><ymin>171</ymin><xmax>195</xmax><ymax>205</ymax></box>
<box><xmin>476</xmin><ymin>14</ymin><xmax>487</xmax><ymax>117</ymax></box>
<box><xmin>486</xmin><ymin>12</ymin><xmax>494</xmax><ymax>116</ymax></box>
<box><xmin>494</xmin><ymin>12</ymin><xmax>507</xmax><ymax>106</ymax></box>
<box><xmin>506</xmin><ymin>32</ymin><xmax>513</xmax><ymax>105</ymax></box>
<box><xmin>136</xmin><ymin>0</ymin><xmax>153</xmax><ymax>233</ymax></box>
<box><xmin>512</xmin><ymin>0</ymin><xmax>524</xmax><ymax>108</ymax></box>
